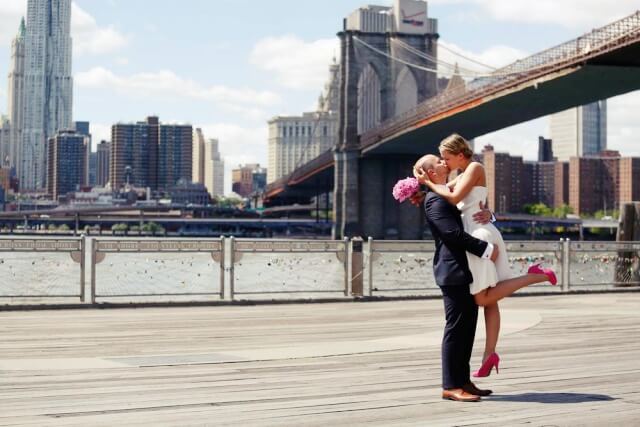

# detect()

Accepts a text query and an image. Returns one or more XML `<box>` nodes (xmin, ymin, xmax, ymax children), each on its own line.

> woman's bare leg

<box><xmin>482</xmin><ymin>303</ymin><xmax>500</xmax><ymax>360</ymax></box>
<box><xmin>474</xmin><ymin>273</ymin><xmax>547</xmax><ymax>307</ymax></box>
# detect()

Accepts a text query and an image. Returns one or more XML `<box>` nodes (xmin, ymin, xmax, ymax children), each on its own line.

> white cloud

<box><xmin>199</xmin><ymin>124</ymin><xmax>268</xmax><ymax>195</ymax></box>
<box><xmin>0</xmin><ymin>1</ymin><xmax>126</xmax><ymax>54</ymax></box>
<box><xmin>71</xmin><ymin>2</ymin><xmax>127</xmax><ymax>55</ymax></box>
<box><xmin>607</xmin><ymin>92</ymin><xmax>640</xmax><ymax>157</ymax></box>
<box><xmin>431</xmin><ymin>0</ymin><xmax>638</xmax><ymax>29</ymax></box>
<box><xmin>75</xmin><ymin>67</ymin><xmax>281</xmax><ymax>118</ymax></box>
<box><xmin>0</xmin><ymin>0</ymin><xmax>26</xmax><ymax>45</ymax></box>
<box><xmin>437</xmin><ymin>40</ymin><xmax>527</xmax><ymax>76</ymax></box>
<box><xmin>250</xmin><ymin>35</ymin><xmax>339</xmax><ymax>90</ymax></box>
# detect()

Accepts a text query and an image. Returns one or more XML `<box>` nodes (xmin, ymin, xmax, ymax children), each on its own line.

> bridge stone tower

<box><xmin>334</xmin><ymin>0</ymin><xmax>439</xmax><ymax>239</ymax></box>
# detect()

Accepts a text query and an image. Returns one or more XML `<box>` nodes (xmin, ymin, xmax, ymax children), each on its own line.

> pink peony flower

<box><xmin>392</xmin><ymin>177</ymin><xmax>420</xmax><ymax>203</ymax></box>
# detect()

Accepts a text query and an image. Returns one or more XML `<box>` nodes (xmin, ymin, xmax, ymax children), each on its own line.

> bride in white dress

<box><xmin>415</xmin><ymin>134</ymin><xmax>557</xmax><ymax>377</ymax></box>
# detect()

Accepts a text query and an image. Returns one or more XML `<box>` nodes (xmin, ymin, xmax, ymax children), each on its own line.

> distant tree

<box><xmin>552</xmin><ymin>204</ymin><xmax>574</xmax><ymax>218</ymax></box>
<box><xmin>523</xmin><ymin>203</ymin><xmax>552</xmax><ymax>217</ymax></box>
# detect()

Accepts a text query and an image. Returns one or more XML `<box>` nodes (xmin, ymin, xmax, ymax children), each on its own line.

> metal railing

<box><xmin>0</xmin><ymin>237</ymin><xmax>85</xmax><ymax>300</ymax></box>
<box><xmin>0</xmin><ymin>236</ymin><xmax>638</xmax><ymax>305</ymax></box>
<box><xmin>90</xmin><ymin>237</ymin><xmax>224</xmax><ymax>303</ymax></box>
<box><xmin>229</xmin><ymin>237</ymin><xmax>349</xmax><ymax>299</ymax></box>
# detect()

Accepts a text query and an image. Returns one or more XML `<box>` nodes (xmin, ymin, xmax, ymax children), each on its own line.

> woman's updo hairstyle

<box><xmin>439</xmin><ymin>133</ymin><xmax>474</xmax><ymax>159</ymax></box>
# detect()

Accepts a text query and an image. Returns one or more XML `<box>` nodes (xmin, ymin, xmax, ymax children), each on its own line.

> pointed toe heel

<box><xmin>528</xmin><ymin>263</ymin><xmax>557</xmax><ymax>285</ymax></box>
<box><xmin>472</xmin><ymin>353</ymin><xmax>500</xmax><ymax>378</ymax></box>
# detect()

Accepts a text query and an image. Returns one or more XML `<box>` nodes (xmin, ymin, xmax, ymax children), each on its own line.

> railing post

<box><xmin>343</xmin><ymin>237</ymin><xmax>349</xmax><ymax>296</ymax></box>
<box><xmin>367</xmin><ymin>237</ymin><xmax>374</xmax><ymax>297</ymax></box>
<box><xmin>90</xmin><ymin>237</ymin><xmax>97</xmax><ymax>304</ymax></box>
<box><xmin>219</xmin><ymin>236</ymin><xmax>225</xmax><ymax>300</ymax></box>
<box><xmin>229</xmin><ymin>236</ymin><xmax>235</xmax><ymax>301</ymax></box>
<box><xmin>80</xmin><ymin>235</ymin><xmax>86</xmax><ymax>302</ymax></box>
<box><xmin>562</xmin><ymin>238</ymin><xmax>571</xmax><ymax>292</ymax></box>
<box><xmin>351</xmin><ymin>237</ymin><xmax>364</xmax><ymax>297</ymax></box>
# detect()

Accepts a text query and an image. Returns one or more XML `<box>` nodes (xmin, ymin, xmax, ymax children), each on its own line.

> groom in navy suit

<box><xmin>411</xmin><ymin>154</ymin><xmax>497</xmax><ymax>402</ymax></box>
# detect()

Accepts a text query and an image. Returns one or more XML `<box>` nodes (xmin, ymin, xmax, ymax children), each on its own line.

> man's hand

<box><xmin>472</xmin><ymin>201</ymin><xmax>493</xmax><ymax>225</ymax></box>
<box><xmin>409</xmin><ymin>190</ymin><xmax>426</xmax><ymax>207</ymax></box>
<box><xmin>490</xmin><ymin>244</ymin><xmax>499</xmax><ymax>262</ymax></box>
<box><xmin>413</xmin><ymin>166</ymin><xmax>429</xmax><ymax>185</ymax></box>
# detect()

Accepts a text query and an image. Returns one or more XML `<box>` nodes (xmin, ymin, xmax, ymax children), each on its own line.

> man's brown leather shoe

<box><xmin>442</xmin><ymin>388</ymin><xmax>480</xmax><ymax>402</ymax></box>
<box><xmin>463</xmin><ymin>381</ymin><xmax>493</xmax><ymax>396</ymax></box>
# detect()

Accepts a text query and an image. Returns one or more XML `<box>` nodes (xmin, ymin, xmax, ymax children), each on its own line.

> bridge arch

<box><xmin>395</xmin><ymin>65</ymin><xmax>419</xmax><ymax>115</ymax></box>
<box><xmin>357</xmin><ymin>62</ymin><xmax>383</xmax><ymax>134</ymax></box>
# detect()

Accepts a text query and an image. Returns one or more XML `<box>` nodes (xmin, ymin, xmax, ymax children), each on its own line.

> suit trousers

<box><xmin>440</xmin><ymin>285</ymin><xmax>478</xmax><ymax>389</ymax></box>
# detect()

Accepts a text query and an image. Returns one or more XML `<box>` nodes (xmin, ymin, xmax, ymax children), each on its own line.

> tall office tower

<box><xmin>88</xmin><ymin>152</ymin><xmax>96</xmax><ymax>186</ymax></box>
<box><xmin>7</xmin><ymin>18</ymin><xmax>26</xmax><ymax>169</ymax></box>
<box><xmin>317</xmin><ymin>57</ymin><xmax>340</xmax><ymax>114</ymax></box>
<box><xmin>538</xmin><ymin>136</ymin><xmax>553</xmax><ymax>162</ymax></box>
<box><xmin>550</xmin><ymin>100</ymin><xmax>606</xmax><ymax>162</ymax></box>
<box><xmin>158</xmin><ymin>124</ymin><xmax>192</xmax><ymax>190</ymax></box>
<box><xmin>111</xmin><ymin>117</ymin><xmax>158</xmax><ymax>190</ymax></box>
<box><xmin>192</xmin><ymin>128</ymin><xmax>205</xmax><ymax>184</ymax></box>
<box><xmin>203</xmin><ymin>138</ymin><xmax>224</xmax><ymax>197</ymax></box>
<box><xmin>95</xmin><ymin>140</ymin><xmax>110</xmax><ymax>187</ymax></box>
<box><xmin>46</xmin><ymin>130</ymin><xmax>87</xmax><ymax>200</ymax></box>
<box><xmin>21</xmin><ymin>0</ymin><xmax>73</xmax><ymax>191</ymax></box>
<box><xmin>267</xmin><ymin>112</ymin><xmax>337</xmax><ymax>183</ymax></box>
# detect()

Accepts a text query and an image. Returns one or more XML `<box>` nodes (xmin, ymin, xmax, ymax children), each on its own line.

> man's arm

<box><xmin>425</xmin><ymin>196</ymin><xmax>494</xmax><ymax>259</ymax></box>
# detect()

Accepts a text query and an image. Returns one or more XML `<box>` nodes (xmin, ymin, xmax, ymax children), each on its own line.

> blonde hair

<box><xmin>439</xmin><ymin>133</ymin><xmax>474</xmax><ymax>159</ymax></box>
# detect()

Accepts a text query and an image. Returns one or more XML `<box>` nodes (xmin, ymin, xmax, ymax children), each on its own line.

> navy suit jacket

<box><xmin>424</xmin><ymin>191</ymin><xmax>489</xmax><ymax>288</ymax></box>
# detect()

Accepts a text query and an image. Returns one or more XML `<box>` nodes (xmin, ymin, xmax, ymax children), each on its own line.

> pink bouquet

<box><xmin>392</xmin><ymin>177</ymin><xmax>420</xmax><ymax>203</ymax></box>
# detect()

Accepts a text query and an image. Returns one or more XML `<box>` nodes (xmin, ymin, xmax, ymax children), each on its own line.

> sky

<box><xmin>0</xmin><ymin>0</ymin><xmax>639</xmax><ymax>194</ymax></box>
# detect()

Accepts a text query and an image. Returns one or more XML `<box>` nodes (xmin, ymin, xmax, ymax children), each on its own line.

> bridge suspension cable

<box><xmin>390</xmin><ymin>38</ymin><xmax>496</xmax><ymax>76</ymax></box>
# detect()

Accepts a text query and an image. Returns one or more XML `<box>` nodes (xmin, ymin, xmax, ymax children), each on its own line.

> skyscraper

<box><xmin>192</xmin><ymin>128</ymin><xmax>205</xmax><ymax>184</ymax></box>
<box><xmin>550</xmin><ymin>100</ymin><xmax>606</xmax><ymax>162</ymax></box>
<box><xmin>7</xmin><ymin>18</ymin><xmax>26</xmax><ymax>170</ymax></box>
<box><xmin>203</xmin><ymin>138</ymin><xmax>225</xmax><ymax>197</ymax></box>
<box><xmin>21</xmin><ymin>0</ymin><xmax>73</xmax><ymax>190</ymax></box>
<box><xmin>95</xmin><ymin>140</ymin><xmax>110</xmax><ymax>187</ymax></box>
<box><xmin>158</xmin><ymin>124</ymin><xmax>192</xmax><ymax>191</ymax></box>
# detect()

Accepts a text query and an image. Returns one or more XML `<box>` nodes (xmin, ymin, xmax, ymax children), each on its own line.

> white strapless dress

<box><xmin>457</xmin><ymin>186</ymin><xmax>513</xmax><ymax>295</ymax></box>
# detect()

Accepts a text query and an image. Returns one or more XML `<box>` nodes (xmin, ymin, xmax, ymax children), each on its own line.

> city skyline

<box><xmin>1</xmin><ymin>1</ymin><xmax>639</xmax><ymax>195</ymax></box>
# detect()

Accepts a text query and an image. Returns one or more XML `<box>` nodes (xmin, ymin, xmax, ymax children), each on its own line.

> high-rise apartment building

<box><xmin>46</xmin><ymin>130</ymin><xmax>87</xmax><ymax>200</ymax></box>
<box><xmin>203</xmin><ymin>138</ymin><xmax>225</xmax><ymax>197</ymax></box>
<box><xmin>95</xmin><ymin>140</ymin><xmax>110</xmax><ymax>187</ymax></box>
<box><xmin>110</xmin><ymin>117</ymin><xmax>192</xmax><ymax>192</ymax></box>
<box><xmin>482</xmin><ymin>145</ymin><xmax>523</xmax><ymax>213</ymax></box>
<box><xmin>569</xmin><ymin>150</ymin><xmax>620</xmax><ymax>215</ymax></box>
<box><xmin>553</xmin><ymin>162</ymin><xmax>570</xmax><ymax>208</ymax></box>
<box><xmin>21</xmin><ymin>0</ymin><xmax>74</xmax><ymax>190</ymax></box>
<box><xmin>111</xmin><ymin>117</ymin><xmax>158</xmax><ymax>190</ymax></box>
<box><xmin>157</xmin><ymin>124</ymin><xmax>192</xmax><ymax>191</ymax></box>
<box><xmin>550</xmin><ymin>100</ymin><xmax>606</xmax><ymax>162</ymax></box>
<box><xmin>619</xmin><ymin>158</ymin><xmax>640</xmax><ymax>205</ymax></box>
<box><xmin>6</xmin><ymin>18</ymin><xmax>26</xmax><ymax>169</ymax></box>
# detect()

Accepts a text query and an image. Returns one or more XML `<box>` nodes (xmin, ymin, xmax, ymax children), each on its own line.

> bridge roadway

<box><xmin>1</xmin><ymin>293</ymin><xmax>639</xmax><ymax>425</ymax></box>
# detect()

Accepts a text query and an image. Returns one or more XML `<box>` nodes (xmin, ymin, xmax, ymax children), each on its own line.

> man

<box><xmin>410</xmin><ymin>154</ymin><xmax>497</xmax><ymax>402</ymax></box>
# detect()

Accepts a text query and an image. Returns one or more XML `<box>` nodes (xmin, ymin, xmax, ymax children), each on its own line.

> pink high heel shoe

<box><xmin>472</xmin><ymin>352</ymin><xmax>500</xmax><ymax>378</ymax></box>
<box><xmin>528</xmin><ymin>263</ymin><xmax>557</xmax><ymax>285</ymax></box>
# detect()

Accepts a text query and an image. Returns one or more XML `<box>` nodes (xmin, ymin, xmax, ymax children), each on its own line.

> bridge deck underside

<box><xmin>366</xmin><ymin>64</ymin><xmax>640</xmax><ymax>155</ymax></box>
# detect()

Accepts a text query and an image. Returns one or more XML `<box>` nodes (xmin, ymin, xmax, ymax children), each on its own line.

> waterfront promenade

<box><xmin>1</xmin><ymin>293</ymin><xmax>639</xmax><ymax>426</ymax></box>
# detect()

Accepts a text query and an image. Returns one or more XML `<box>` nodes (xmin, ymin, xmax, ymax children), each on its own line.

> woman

<box><xmin>414</xmin><ymin>134</ymin><xmax>556</xmax><ymax>377</ymax></box>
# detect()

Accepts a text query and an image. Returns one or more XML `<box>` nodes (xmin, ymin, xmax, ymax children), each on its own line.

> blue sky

<box><xmin>0</xmin><ymin>0</ymin><xmax>639</xmax><ymax>193</ymax></box>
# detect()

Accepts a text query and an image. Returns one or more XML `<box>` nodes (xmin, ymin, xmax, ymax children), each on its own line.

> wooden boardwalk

<box><xmin>1</xmin><ymin>293</ymin><xmax>640</xmax><ymax>426</ymax></box>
